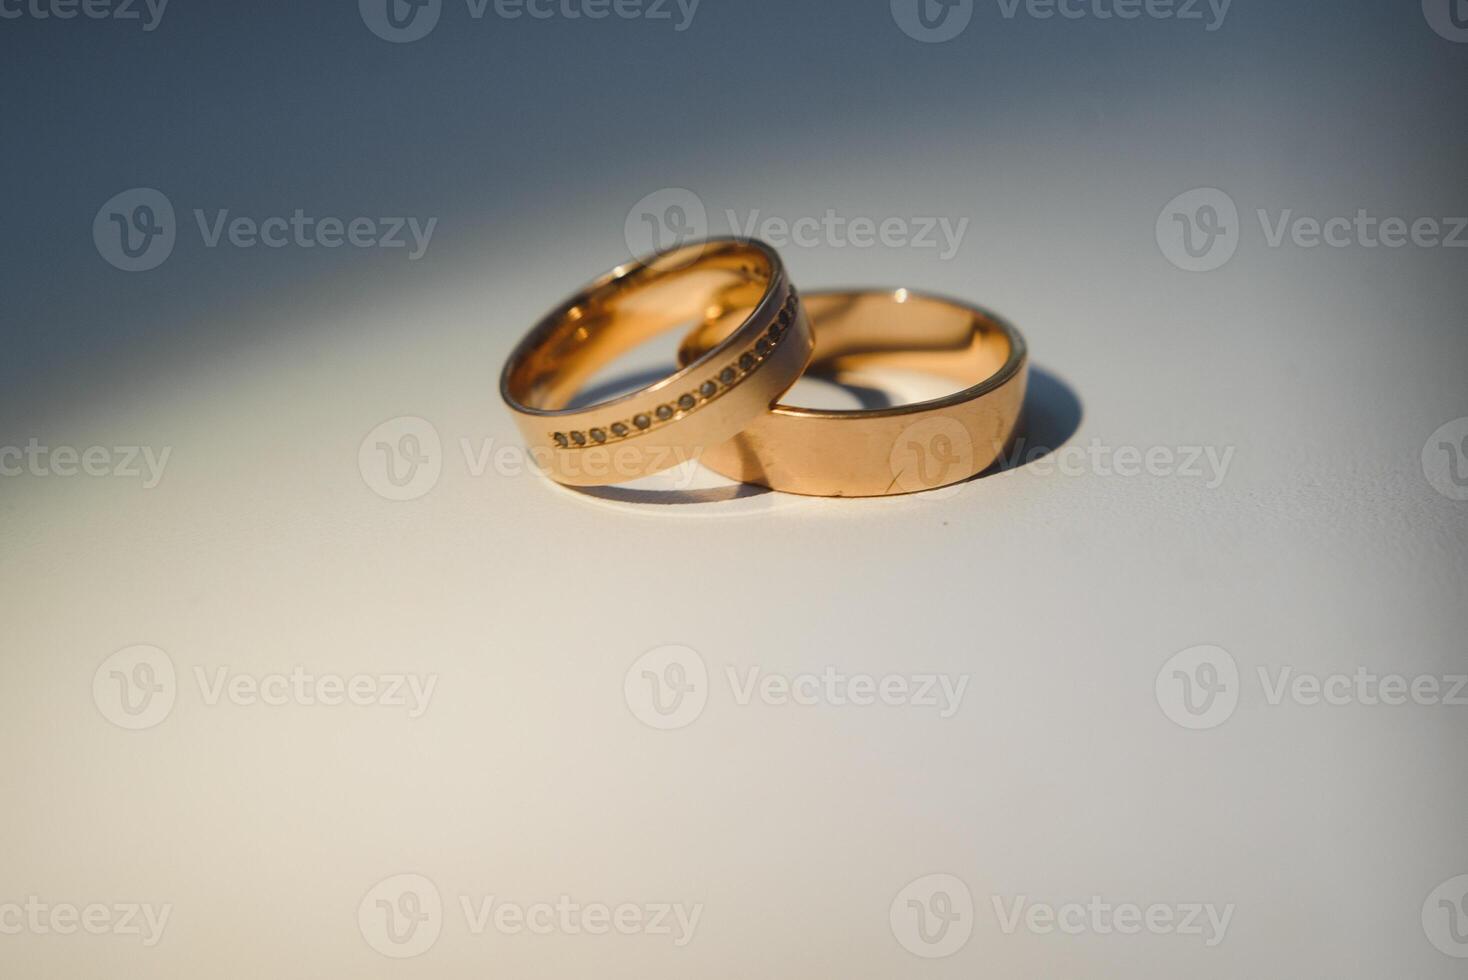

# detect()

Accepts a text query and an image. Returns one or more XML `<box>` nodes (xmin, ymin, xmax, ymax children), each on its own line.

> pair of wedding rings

<box><xmin>500</xmin><ymin>239</ymin><xmax>1028</xmax><ymax>497</ymax></box>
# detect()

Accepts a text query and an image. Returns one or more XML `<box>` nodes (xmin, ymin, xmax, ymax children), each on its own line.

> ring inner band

<box><xmin>678</xmin><ymin>289</ymin><xmax>1015</xmax><ymax>412</ymax></box>
<box><xmin>504</xmin><ymin>241</ymin><xmax>775</xmax><ymax>412</ymax></box>
<box><xmin>674</xmin><ymin>288</ymin><xmax>1027</xmax><ymax>497</ymax></box>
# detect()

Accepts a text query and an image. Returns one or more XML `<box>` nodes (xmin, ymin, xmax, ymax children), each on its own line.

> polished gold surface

<box><xmin>500</xmin><ymin>239</ymin><xmax>814</xmax><ymax>486</ymax></box>
<box><xmin>677</xmin><ymin>289</ymin><xmax>1028</xmax><ymax>497</ymax></box>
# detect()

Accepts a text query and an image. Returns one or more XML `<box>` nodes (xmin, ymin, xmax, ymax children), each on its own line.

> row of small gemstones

<box><xmin>551</xmin><ymin>289</ymin><xmax>799</xmax><ymax>449</ymax></box>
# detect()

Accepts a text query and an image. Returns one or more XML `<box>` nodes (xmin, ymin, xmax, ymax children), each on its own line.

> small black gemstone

<box><xmin>634</xmin><ymin>414</ymin><xmax>651</xmax><ymax>430</ymax></box>
<box><xmin>590</xmin><ymin>428</ymin><xmax>607</xmax><ymax>443</ymax></box>
<box><xmin>739</xmin><ymin>353</ymin><xmax>755</xmax><ymax>371</ymax></box>
<box><xmin>553</xmin><ymin>432</ymin><xmax>569</xmax><ymax>448</ymax></box>
<box><xmin>720</xmin><ymin>367</ymin><xmax>736</xmax><ymax>384</ymax></box>
<box><xmin>656</xmin><ymin>404</ymin><xmax>674</xmax><ymax>421</ymax></box>
<box><xmin>778</xmin><ymin>309</ymin><xmax>792</xmax><ymax>327</ymax></box>
<box><xmin>755</xmin><ymin>339</ymin><xmax>769</xmax><ymax>356</ymax></box>
<box><xmin>700</xmin><ymin>381</ymin><xmax>717</xmax><ymax>398</ymax></box>
<box><xmin>768</xmin><ymin>323</ymin><xmax>783</xmax><ymax>342</ymax></box>
<box><xmin>611</xmin><ymin>422</ymin><xmax>629</xmax><ymax>437</ymax></box>
<box><xmin>678</xmin><ymin>394</ymin><xmax>696</xmax><ymax>411</ymax></box>
<box><xmin>570</xmin><ymin>431</ymin><xmax>586</xmax><ymax>446</ymax></box>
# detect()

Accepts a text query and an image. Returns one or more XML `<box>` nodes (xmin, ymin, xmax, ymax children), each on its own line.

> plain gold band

<box><xmin>499</xmin><ymin>239</ymin><xmax>814</xmax><ymax>487</ymax></box>
<box><xmin>676</xmin><ymin>289</ymin><xmax>1028</xmax><ymax>497</ymax></box>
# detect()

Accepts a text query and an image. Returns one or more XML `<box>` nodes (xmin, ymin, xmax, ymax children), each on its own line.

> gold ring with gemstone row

<box><xmin>676</xmin><ymin>288</ymin><xmax>1028</xmax><ymax>497</ymax></box>
<box><xmin>500</xmin><ymin>239</ymin><xmax>814</xmax><ymax>487</ymax></box>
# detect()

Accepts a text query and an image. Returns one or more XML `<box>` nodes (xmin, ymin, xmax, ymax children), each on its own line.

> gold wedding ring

<box><xmin>676</xmin><ymin>289</ymin><xmax>1027</xmax><ymax>497</ymax></box>
<box><xmin>500</xmin><ymin>239</ymin><xmax>814</xmax><ymax>487</ymax></box>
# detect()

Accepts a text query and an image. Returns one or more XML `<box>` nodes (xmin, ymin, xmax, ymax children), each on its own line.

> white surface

<box><xmin>3</xmin><ymin>116</ymin><xmax>1467</xmax><ymax>980</ymax></box>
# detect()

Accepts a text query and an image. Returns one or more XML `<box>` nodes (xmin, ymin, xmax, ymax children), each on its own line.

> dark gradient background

<box><xmin>5</xmin><ymin>2</ymin><xmax>1464</xmax><ymax>416</ymax></box>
